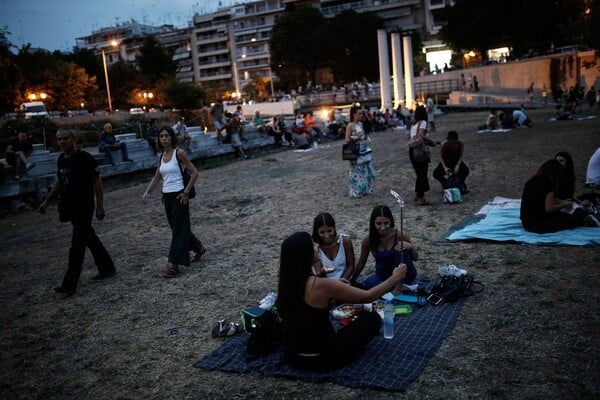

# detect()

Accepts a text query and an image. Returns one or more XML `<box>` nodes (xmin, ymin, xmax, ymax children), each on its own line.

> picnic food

<box><xmin>331</xmin><ymin>304</ymin><xmax>359</xmax><ymax>319</ymax></box>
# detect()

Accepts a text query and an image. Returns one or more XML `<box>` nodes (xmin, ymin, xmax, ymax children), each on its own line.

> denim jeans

<box><xmin>100</xmin><ymin>142</ymin><xmax>129</xmax><ymax>164</ymax></box>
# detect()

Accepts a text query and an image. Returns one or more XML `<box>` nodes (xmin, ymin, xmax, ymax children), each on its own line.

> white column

<box><xmin>377</xmin><ymin>29</ymin><xmax>392</xmax><ymax>111</ymax></box>
<box><xmin>403</xmin><ymin>35</ymin><xmax>415</xmax><ymax>109</ymax></box>
<box><xmin>391</xmin><ymin>32</ymin><xmax>404</xmax><ymax>108</ymax></box>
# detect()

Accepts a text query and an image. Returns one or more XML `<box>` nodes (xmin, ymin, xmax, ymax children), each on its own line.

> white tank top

<box><xmin>160</xmin><ymin>150</ymin><xmax>184</xmax><ymax>193</ymax></box>
<box><xmin>318</xmin><ymin>234</ymin><xmax>347</xmax><ymax>279</ymax></box>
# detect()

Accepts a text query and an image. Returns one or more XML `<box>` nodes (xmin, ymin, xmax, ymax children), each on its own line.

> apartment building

<box><xmin>75</xmin><ymin>1</ymin><xmax>453</xmax><ymax>95</ymax></box>
<box><xmin>75</xmin><ymin>19</ymin><xmax>192</xmax><ymax>81</ymax></box>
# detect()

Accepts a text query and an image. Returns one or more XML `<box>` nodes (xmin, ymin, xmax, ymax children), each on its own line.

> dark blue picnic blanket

<box><xmin>194</xmin><ymin>299</ymin><xmax>465</xmax><ymax>391</ymax></box>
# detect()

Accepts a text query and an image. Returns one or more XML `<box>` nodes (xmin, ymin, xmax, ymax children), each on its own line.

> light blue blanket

<box><xmin>446</xmin><ymin>207</ymin><xmax>600</xmax><ymax>245</ymax></box>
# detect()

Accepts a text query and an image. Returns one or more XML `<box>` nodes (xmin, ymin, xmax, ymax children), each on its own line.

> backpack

<box><xmin>241</xmin><ymin>307</ymin><xmax>282</xmax><ymax>356</ymax></box>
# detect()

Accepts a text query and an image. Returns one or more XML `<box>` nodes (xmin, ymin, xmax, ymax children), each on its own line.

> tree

<box><xmin>0</xmin><ymin>27</ymin><xmax>23</xmax><ymax>115</ymax></box>
<box><xmin>160</xmin><ymin>79</ymin><xmax>205</xmax><ymax>110</ymax></box>
<box><xmin>103</xmin><ymin>60</ymin><xmax>141</xmax><ymax>111</ymax></box>
<box><xmin>440</xmin><ymin>0</ymin><xmax>595</xmax><ymax>57</ymax></box>
<box><xmin>49</xmin><ymin>62</ymin><xmax>97</xmax><ymax>111</ymax></box>
<box><xmin>67</xmin><ymin>47</ymin><xmax>103</xmax><ymax>81</ymax></box>
<box><xmin>328</xmin><ymin>10</ymin><xmax>383</xmax><ymax>82</ymax></box>
<box><xmin>270</xmin><ymin>7</ymin><xmax>329</xmax><ymax>90</ymax></box>
<box><xmin>137</xmin><ymin>36</ymin><xmax>176</xmax><ymax>81</ymax></box>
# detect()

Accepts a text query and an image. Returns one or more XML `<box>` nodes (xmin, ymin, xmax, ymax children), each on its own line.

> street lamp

<box><xmin>27</xmin><ymin>92</ymin><xmax>47</xmax><ymax>101</ymax></box>
<box><xmin>142</xmin><ymin>92</ymin><xmax>153</xmax><ymax>110</ymax></box>
<box><xmin>101</xmin><ymin>40</ymin><xmax>119</xmax><ymax>114</ymax></box>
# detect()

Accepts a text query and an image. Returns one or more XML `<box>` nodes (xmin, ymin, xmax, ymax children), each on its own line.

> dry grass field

<box><xmin>0</xmin><ymin>107</ymin><xmax>599</xmax><ymax>399</ymax></box>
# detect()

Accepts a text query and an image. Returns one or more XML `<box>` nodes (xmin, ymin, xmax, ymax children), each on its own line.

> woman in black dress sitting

<box><xmin>520</xmin><ymin>159</ymin><xmax>594</xmax><ymax>233</ymax></box>
<box><xmin>276</xmin><ymin>232</ymin><xmax>406</xmax><ymax>371</ymax></box>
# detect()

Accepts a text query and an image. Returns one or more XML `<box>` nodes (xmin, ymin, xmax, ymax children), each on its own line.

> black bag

<box><xmin>427</xmin><ymin>275</ymin><xmax>483</xmax><ymax>305</ymax></box>
<box><xmin>443</xmin><ymin>173</ymin><xmax>462</xmax><ymax>190</ymax></box>
<box><xmin>174</xmin><ymin>149</ymin><xmax>196</xmax><ymax>199</ymax></box>
<box><xmin>342</xmin><ymin>141</ymin><xmax>359</xmax><ymax>161</ymax></box>
<box><xmin>242</xmin><ymin>307</ymin><xmax>282</xmax><ymax>357</ymax></box>
<box><xmin>412</xmin><ymin>141</ymin><xmax>431</xmax><ymax>163</ymax></box>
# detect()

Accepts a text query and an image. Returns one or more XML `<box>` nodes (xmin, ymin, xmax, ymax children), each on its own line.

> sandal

<box><xmin>191</xmin><ymin>247</ymin><xmax>207</xmax><ymax>263</ymax></box>
<box><xmin>417</xmin><ymin>198</ymin><xmax>431</xmax><ymax>206</ymax></box>
<box><xmin>226</xmin><ymin>322</ymin><xmax>242</xmax><ymax>337</ymax></box>
<box><xmin>164</xmin><ymin>264</ymin><xmax>179</xmax><ymax>278</ymax></box>
<box><xmin>212</xmin><ymin>319</ymin><xmax>230</xmax><ymax>338</ymax></box>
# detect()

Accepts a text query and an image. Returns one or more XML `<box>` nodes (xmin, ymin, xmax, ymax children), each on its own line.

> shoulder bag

<box><xmin>174</xmin><ymin>149</ymin><xmax>196</xmax><ymax>198</ymax></box>
<box><xmin>412</xmin><ymin>141</ymin><xmax>431</xmax><ymax>163</ymax></box>
<box><xmin>342</xmin><ymin>140</ymin><xmax>359</xmax><ymax>161</ymax></box>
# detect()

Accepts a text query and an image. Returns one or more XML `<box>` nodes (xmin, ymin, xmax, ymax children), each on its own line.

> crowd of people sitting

<box><xmin>479</xmin><ymin>106</ymin><xmax>533</xmax><ymax>130</ymax></box>
<box><xmin>276</xmin><ymin>207</ymin><xmax>416</xmax><ymax>371</ymax></box>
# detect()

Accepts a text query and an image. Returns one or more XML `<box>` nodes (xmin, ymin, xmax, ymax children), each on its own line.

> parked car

<box><xmin>129</xmin><ymin>108</ymin><xmax>144</xmax><ymax>114</ymax></box>
<box><xmin>20</xmin><ymin>101</ymin><xmax>49</xmax><ymax>119</ymax></box>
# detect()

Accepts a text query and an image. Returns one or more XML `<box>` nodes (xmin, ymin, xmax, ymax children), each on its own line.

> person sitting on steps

<box><xmin>98</xmin><ymin>123</ymin><xmax>133</xmax><ymax>165</ymax></box>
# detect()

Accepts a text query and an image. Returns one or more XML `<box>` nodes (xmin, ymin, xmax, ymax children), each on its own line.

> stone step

<box><xmin>0</xmin><ymin>125</ymin><xmax>277</xmax><ymax>201</ymax></box>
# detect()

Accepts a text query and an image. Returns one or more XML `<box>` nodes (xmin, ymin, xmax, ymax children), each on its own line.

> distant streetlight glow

<box><xmin>142</xmin><ymin>91</ymin><xmax>154</xmax><ymax>110</ymax></box>
<box><xmin>27</xmin><ymin>92</ymin><xmax>47</xmax><ymax>101</ymax></box>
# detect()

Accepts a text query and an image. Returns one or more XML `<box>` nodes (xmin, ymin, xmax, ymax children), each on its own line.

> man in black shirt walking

<box><xmin>38</xmin><ymin>128</ymin><xmax>116</xmax><ymax>296</ymax></box>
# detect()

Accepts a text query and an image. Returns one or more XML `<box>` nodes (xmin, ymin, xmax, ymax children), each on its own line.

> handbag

<box><xmin>412</xmin><ymin>141</ymin><xmax>431</xmax><ymax>163</ymax></box>
<box><xmin>342</xmin><ymin>141</ymin><xmax>359</xmax><ymax>161</ymax></box>
<box><xmin>166</xmin><ymin>149</ymin><xmax>196</xmax><ymax>199</ymax></box>
<box><xmin>241</xmin><ymin>307</ymin><xmax>282</xmax><ymax>356</ymax></box>
<box><xmin>427</xmin><ymin>275</ymin><xmax>483</xmax><ymax>305</ymax></box>
<box><xmin>443</xmin><ymin>173</ymin><xmax>462</xmax><ymax>190</ymax></box>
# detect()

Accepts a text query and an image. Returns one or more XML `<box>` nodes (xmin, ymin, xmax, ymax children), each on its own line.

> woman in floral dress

<box><xmin>345</xmin><ymin>106</ymin><xmax>374</xmax><ymax>197</ymax></box>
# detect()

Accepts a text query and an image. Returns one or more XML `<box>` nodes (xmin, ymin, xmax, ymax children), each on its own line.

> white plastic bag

<box><xmin>443</xmin><ymin>188</ymin><xmax>462</xmax><ymax>203</ymax></box>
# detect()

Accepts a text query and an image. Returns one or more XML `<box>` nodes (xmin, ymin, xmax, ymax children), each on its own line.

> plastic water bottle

<box><xmin>383</xmin><ymin>301</ymin><xmax>394</xmax><ymax>339</ymax></box>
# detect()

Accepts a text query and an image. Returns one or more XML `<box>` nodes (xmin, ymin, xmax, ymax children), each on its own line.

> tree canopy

<box><xmin>440</xmin><ymin>0</ymin><xmax>597</xmax><ymax>57</ymax></box>
<box><xmin>270</xmin><ymin>8</ymin><xmax>384</xmax><ymax>90</ymax></box>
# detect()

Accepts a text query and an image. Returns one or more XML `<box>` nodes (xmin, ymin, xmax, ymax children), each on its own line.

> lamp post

<box><xmin>101</xmin><ymin>40</ymin><xmax>118</xmax><ymax>114</ymax></box>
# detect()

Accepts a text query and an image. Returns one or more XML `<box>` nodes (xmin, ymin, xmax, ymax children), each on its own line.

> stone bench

<box><xmin>115</xmin><ymin>133</ymin><xmax>138</xmax><ymax>142</ymax></box>
<box><xmin>0</xmin><ymin>125</ymin><xmax>279</xmax><ymax>203</ymax></box>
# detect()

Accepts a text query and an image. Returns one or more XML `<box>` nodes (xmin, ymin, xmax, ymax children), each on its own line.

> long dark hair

<box><xmin>414</xmin><ymin>105</ymin><xmax>427</xmax><ymax>123</ymax></box>
<box><xmin>312</xmin><ymin>212</ymin><xmax>337</xmax><ymax>245</ymax></box>
<box><xmin>532</xmin><ymin>159</ymin><xmax>563</xmax><ymax>186</ymax></box>
<box><xmin>368</xmin><ymin>205</ymin><xmax>395</xmax><ymax>252</ymax></box>
<box><xmin>555</xmin><ymin>151</ymin><xmax>575</xmax><ymax>199</ymax></box>
<box><xmin>276</xmin><ymin>232</ymin><xmax>315</xmax><ymax>319</ymax></box>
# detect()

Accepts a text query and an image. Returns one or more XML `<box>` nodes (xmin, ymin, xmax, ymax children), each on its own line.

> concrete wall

<box><xmin>416</xmin><ymin>51</ymin><xmax>600</xmax><ymax>96</ymax></box>
<box><xmin>223</xmin><ymin>100</ymin><xmax>294</xmax><ymax>119</ymax></box>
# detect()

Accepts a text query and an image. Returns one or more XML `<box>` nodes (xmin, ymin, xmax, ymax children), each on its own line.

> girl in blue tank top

<box><xmin>352</xmin><ymin>205</ymin><xmax>417</xmax><ymax>289</ymax></box>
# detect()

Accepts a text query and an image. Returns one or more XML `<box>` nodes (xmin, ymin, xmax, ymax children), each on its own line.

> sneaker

<box><xmin>26</xmin><ymin>162</ymin><xmax>36</xmax><ymax>171</ymax></box>
<box><xmin>583</xmin><ymin>214</ymin><xmax>600</xmax><ymax>227</ymax></box>
<box><xmin>438</xmin><ymin>264</ymin><xmax>468</xmax><ymax>277</ymax></box>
